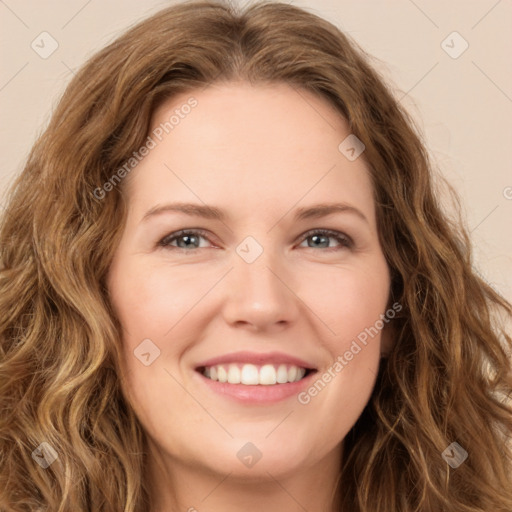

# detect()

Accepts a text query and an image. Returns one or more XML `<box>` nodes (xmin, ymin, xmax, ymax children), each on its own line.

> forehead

<box><xmin>151</xmin><ymin>81</ymin><xmax>347</xmax><ymax>149</ymax></box>
<box><xmin>123</xmin><ymin>81</ymin><xmax>375</xmax><ymax>223</ymax></box>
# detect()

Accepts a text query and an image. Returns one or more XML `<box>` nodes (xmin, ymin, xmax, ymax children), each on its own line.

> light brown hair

<box><xmin>1</xmin><ymin>1</ymin><xmax>511</xmax><ymax>510</ymax></box>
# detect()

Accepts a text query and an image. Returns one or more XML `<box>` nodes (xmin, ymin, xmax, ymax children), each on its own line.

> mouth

<box><xmin>194</xmin><ymin>363</ymin><xmax>318</xmax><ymax>404</ymax></box>
<box><xmin>192</xmin><ymin>350</ymin><xmax>319</xmax><ymax>404</ymax></box>
<box><xmin>196</xmin><ymin>363</ymin><xmax>317</xmax><ymax>386</ymax></box>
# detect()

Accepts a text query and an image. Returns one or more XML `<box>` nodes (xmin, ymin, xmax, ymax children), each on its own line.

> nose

<box><xmin>220</xmin><ymin>245</ymin><xmax>300</xmax><ymax>333</ymax></box>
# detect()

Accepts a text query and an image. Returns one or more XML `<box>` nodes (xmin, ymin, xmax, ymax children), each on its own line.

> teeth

<box><xmin>259</xmin><ymin>364</ymin><xmax>276</xmax><ymax>385</ymax></box>
<box><xmin>276</xmin><ymin>364</ymin><xmax>289</xmax><ymax>383</ymax></box>
<box><xmin>201</xmin><ymin>363</ymin><xmax>307</xmax><ymax>385</ymax></box>
<box><xmin>217</xmin><ymin>366</ymin><xmax>228</xmax><ymax>383</ymax></box>
<box><xmin>241</xmin><ymin>364</ymin><xmax>260</xmax><ymax>385</ymax></box>
<box><xmin>228</xmin><ymin>365</ymin><xmax>240</xmax><ymax>383</ymax></box>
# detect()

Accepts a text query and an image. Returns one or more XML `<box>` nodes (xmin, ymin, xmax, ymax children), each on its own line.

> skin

<box><xmin>107</xmin><ymin>81</ymin><xmax>393</xmax><ymax>512</ymax></box>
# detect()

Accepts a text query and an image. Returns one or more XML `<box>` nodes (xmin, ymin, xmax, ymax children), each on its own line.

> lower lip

<box><xmin>194</xmin><ymin>370</ymin><xmax>317</xmax><ymax>404</ymax></box>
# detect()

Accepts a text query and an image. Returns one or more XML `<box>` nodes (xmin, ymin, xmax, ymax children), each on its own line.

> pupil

<box><xmin>180</xmin><ymin>235</ymin><xmax>197</xmax><ymax>248</ymax></box>
<box><xmin>311</xmin><ymin>235</ymin><xmax>328</xmax><ymax>248</ymax></box>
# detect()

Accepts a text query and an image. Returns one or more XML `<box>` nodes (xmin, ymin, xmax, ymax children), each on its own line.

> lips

<box><xmin>193</xmin><ymin>351</ymin><xmax>318</xmax><ymax>402</ymax></box>
<box><xmin>194</xmin><ymin>350</ymin><xmax>317</xmax><ymax>371</ymax></box>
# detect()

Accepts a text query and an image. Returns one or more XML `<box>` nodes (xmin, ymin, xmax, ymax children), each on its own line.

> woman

<box><xmin>1</xmin><ymin>1</ymin><xmax>511</xmax><ymax>510</ymax></box>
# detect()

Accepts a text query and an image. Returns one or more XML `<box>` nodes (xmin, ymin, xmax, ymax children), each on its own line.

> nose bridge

<box><xmin>221</xmin><ymin>234</ymin><xmax>298</xmax><ymax>328</ymax></box>
<box><xmin>233</xmin><ymin>236</ymin><xmax>285</xmax><ymax>299</ymax></box>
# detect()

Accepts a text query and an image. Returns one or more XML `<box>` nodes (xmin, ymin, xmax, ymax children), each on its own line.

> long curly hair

<box><xmin>1</xmin><ymin>1</ymin><xmax>511</xmax><ymax>510</ymax></box>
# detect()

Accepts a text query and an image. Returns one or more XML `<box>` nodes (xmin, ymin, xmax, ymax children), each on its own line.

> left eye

<box><xmin>158</xmin><ymin>229</ymin><xmax>353</xmax><ymax>251</ymax></box>
<box><xmin>298</xmin><ymin>229</ymin><xmax>353</xmax><ymax>250</ymax></box>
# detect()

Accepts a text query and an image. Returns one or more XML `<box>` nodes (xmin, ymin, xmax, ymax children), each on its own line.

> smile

<box><xmin>199</xmin><ymin>363</ymin><xmax>313</xmax><ymax>385</ymax></box>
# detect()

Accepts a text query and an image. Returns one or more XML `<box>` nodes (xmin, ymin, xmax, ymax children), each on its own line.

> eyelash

<box><xmin>158</xmin><ymin>228</ymin><xmax>353</xmax><ymax>252</ymax></box>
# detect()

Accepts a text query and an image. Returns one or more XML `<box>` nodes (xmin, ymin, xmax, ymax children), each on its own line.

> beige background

<box><xmin>1</xmin><ymin>0</ymin><xmax>511</xmax><ymax>302</ymax></box>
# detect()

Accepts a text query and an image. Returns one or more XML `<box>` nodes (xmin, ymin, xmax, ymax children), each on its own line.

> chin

<box><xmin>195</xmin><ymin>437</ymin><xmax>308</xmax><ymax>477</ymax></box>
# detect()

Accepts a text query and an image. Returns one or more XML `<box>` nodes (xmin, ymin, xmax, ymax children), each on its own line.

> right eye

<box><xmin>158</xmin><ymin>229</ymin><xmax>213</xmax><ymax>251</ymax></box>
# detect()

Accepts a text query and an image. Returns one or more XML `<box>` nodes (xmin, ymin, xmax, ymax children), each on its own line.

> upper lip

<box><xmin>195</xmin><ymin>351</ymin><xmax>317</xmax><ymax>370</ymax></box>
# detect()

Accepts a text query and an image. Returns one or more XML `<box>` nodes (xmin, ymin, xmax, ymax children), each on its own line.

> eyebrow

<box><xmin>141</xmin><ymin>201</ymin><xmax>369</xmax><ymax>224</ymax></box>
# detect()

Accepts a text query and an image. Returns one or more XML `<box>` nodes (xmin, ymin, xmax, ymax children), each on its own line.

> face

<box><xmin>107</xmin><ymin>81</ymin><xmax>392</xmax><ymax>481</ymax></box>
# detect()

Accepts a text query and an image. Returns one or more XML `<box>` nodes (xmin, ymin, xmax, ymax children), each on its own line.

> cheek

<box><xmin>294</xmin><ymin>258</ymin><xmax>389</xmax><ymax>407</ymax></box>
<box><xmin>108</xmin><ymin>257</ymin><xmax>208</xmax><ymax>342</ymax></box>
<box><xmin>295</xmin><ymin>267</ymin><xmax>388</xmax><ymax>442</ymax></box>
<box><xmin>295</xmin><ymin>258</ymin><xmax>391</xmax><ymax>343</ymax></box>
<box><xmin>107</xmin><ymin>257</ymin><xmax>202</xmax><ymax>429</ymax></box>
